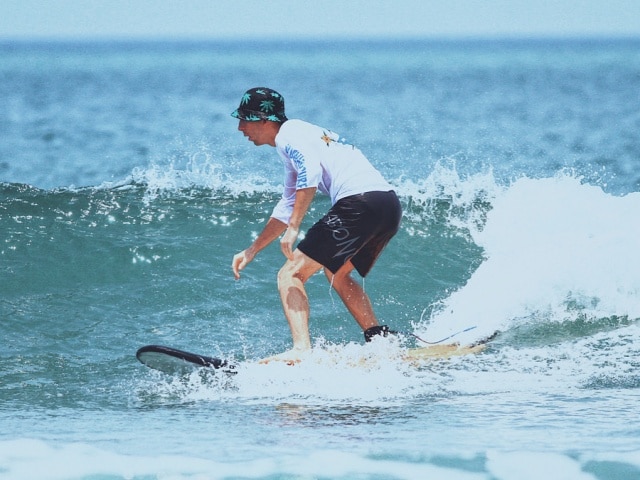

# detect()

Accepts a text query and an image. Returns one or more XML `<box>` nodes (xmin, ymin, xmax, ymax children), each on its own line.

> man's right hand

<box><xmin>232</xmin><ymin>249</ymin><xmax>254</xmax><ymax>280</ymax></box>
<box><xmin>231</xmin><ymin>218</ymin><xmax>288</xmax><ymax>280</ymax></box>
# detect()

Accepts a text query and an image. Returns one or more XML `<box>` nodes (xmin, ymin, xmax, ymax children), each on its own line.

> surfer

<box><xmin>230</xmin><ymin>87</ymin><xmax>402</xmax><ymax>363</ymax></box>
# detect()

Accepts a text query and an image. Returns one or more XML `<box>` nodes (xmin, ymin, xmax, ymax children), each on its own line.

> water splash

<box><xmin>418</xmin><ymin>172</ymin><xmax>640</xmax><ymax>344</ymax></box>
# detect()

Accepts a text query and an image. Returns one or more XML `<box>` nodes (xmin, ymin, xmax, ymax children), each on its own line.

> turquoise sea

<box><xmin>1</xmin><ymin>39</ymin><xmax>640</xmax><ymax>479</ymax></box>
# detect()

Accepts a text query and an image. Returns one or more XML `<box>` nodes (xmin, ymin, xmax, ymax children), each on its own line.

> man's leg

<box><xmin>261</xmin><ymin>250</ymin><xmax>322</xmax><ymax>363</ymax></box>
<box><xmin>325</xmin><ymin>260</ymin><xmax>379</xmax><ymax>331</ymax></box>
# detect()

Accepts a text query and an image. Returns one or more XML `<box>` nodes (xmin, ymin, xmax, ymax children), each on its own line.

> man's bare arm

<box><xmin>232</xmin><ymin>217</ymin><xmax>288</xmax><ymax>279</ymax></box>
<box><xmin>280</xmin><ymin>187</ymin><xmax>317</xmax><ymax>260</ymax></box>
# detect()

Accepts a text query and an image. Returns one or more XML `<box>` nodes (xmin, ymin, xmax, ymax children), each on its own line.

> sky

<box><xmin>1</xmin><ymin>0</ymin><xmax>639</xmax><ymax>40</ymax></box>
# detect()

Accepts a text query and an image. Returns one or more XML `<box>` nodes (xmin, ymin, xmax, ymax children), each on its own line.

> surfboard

<box><xmin>136</xmin><ymin>342</ymin><xmax>485</xmax><ymax>375</ymax></box>
<box><xmin>404</xmin><ymin>343</ymin><xmax>486</xmax><ymax>361</ymax></box>
<box><xmin>136</xmin><ymin>345</ymin><xmax>238</xmax><ymax>375</ymax></box>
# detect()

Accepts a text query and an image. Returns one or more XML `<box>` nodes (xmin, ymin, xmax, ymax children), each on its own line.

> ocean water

<box><xmin>1</xmin><ymin>38</ymin><xmax>640</xmax><ymax>479</ymax></box>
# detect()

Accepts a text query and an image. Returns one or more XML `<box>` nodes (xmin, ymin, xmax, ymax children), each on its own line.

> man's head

<box><xmin>232</xmin><ymin>87</ymin><xmax>287</xmax><ymax>147</ymax></box>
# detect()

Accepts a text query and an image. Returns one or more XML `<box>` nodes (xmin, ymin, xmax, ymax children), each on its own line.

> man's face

<box><xmin>237</xmin><ymin>120</ymin><xmax>273</xmax><ymax>146</ymax></box>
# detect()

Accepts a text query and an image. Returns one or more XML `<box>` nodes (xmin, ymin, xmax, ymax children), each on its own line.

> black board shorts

<box><xmin>297</xmin><ymin>190</ymin><xmax>402</xmax><ymax>277</ymax></box>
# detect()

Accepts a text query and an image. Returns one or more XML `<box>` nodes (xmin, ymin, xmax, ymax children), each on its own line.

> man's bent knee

<box><xmin>278</xmin><ymin>251</ymin><xmax>322</xmax><ymax>288</ymax></box>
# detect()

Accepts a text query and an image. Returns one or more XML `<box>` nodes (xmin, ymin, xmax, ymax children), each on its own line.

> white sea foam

<box><xmin>2</xmin><ymin>437</ymin><xmax>636</xmax><ymax>480</ymax></box>
<box><xmin>394</xmin><ymin>159</ymin><xmax>502</xmax><ymax>239</ymax></box>
<box><xmin>417</xmin><ymin>172</ymin><xmax>640</xmax><ymax>344</ymax></box>
<box><xmin>141</xmin><ymin>337</ymin><xmax>445</xmax><ymax>405</ymax></box>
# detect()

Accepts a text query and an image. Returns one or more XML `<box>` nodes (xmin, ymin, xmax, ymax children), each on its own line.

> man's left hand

<box><xmin>280</xmin><ymin>226</ymin><xmax>299</xmax><ymax>260</ymax></box>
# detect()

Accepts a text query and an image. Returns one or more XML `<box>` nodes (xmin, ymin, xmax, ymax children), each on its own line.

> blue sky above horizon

<box><xmin>1</xmin><ymin>0</ymin><xmax>639</xmax><ymax>40</ymax></box>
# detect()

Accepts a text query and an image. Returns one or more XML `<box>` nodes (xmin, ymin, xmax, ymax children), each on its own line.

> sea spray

<box><xmin>419</xmin><ymin>173</ymin><xmax>640</xmax><ymax>345</ymax></box>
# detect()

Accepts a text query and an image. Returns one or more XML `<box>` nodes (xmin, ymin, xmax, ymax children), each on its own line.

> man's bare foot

<box><xmin>259</xmin><ymin>348</ymin><xmax>311</xmax><ymax>365</ymax></box>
